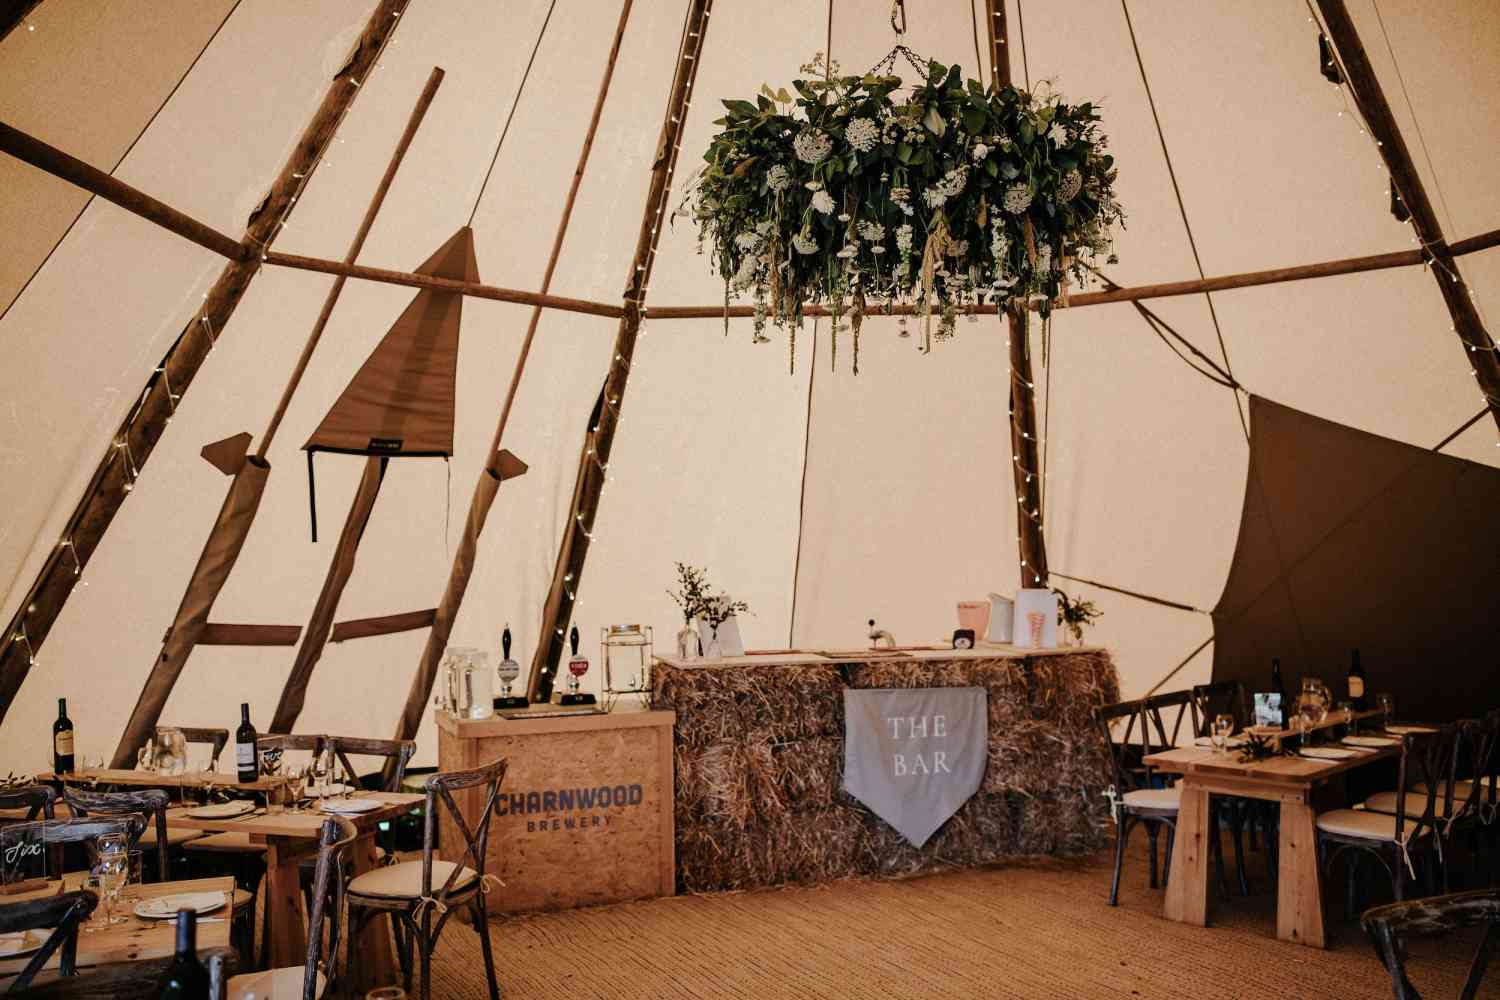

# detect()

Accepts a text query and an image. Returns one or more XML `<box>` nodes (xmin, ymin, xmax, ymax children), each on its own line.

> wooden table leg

<box><xmin>262</xmin><ymin>839</ymin><xmax>307</xmax><ymax>969</ymax></box>
<box><xmin>349</xmin><ymin>832</ymin><xmax>399</xmax><ymax>993</ymax></box>
<box><xmin>1276</xmin><ymin>799</ymin><xmax>1326</xmax><ymax>948</ymax></box>
<box><xmin>1163</xmin><ymin>783</ymin><xmax>1209</xmax><ymax>926</ymax></box>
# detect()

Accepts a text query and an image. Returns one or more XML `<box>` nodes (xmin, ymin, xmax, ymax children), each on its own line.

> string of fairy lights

<box><xmin>6</xmin><ymin>8</ymin><xmax>409</xmax><ymax>669</ymax></box>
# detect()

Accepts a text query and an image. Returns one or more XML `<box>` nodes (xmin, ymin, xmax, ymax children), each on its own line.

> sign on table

<box><xmin>1</xmin><ymin>823</ymin><xmax>49</xmax><ymax>886</ymax></box>
<box><xmin>842</xmin><ymin>687</ymin><xmax>987</xmax><ymax>847</ymax></box>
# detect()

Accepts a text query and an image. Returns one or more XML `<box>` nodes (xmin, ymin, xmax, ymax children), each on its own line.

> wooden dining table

<box><xmin>165</xmin><ymin>790</ymin><xmax>422</xmax><ymax>990</ymax></box>
<box><xmin>1145</xmin><ymin>717</ymin><xmax>1401</xmax><ymax>948</ymax></box>
<box><xmin>0</xmin><ymin>874</ymin><xmax>236</xmax><ymax>980</ymax></box>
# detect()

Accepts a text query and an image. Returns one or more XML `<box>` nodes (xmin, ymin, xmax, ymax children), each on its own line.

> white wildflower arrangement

<box><xmin>688</xmin><ymin>61</ymin><xmax>1123</xmax><ymax>368</ymax></box>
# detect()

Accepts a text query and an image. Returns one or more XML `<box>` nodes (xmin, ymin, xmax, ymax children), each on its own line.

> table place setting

<box><xmin>0</xmin><ymin>930</ymin><xmax>42</xmax><ymax>960</ymax></box>
<box><xmin>318</xmin><ymin>797</ymin><xmax>383</xmax><ymax>815</ymax></box>
<box><xmin>132</xmin><ymin>890</ymin><xmax>228</xmax><ymax>920</ymax></box>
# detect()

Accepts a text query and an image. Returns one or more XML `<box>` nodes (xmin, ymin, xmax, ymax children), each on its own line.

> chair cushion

<box><xmin>140</xmin><ymin>827</ymin><xmax>206</xmax><ymax>848</ymax></box>
<box><xmin>347</xmin><ymin>859</ymin><xmax>478</xmax><ymax>900</ymax></box>
<box><xmin>227</xmin><ymin>965</ymin><xmax>324</xmax><ymax>999</ymax></box>
<box><xmin>183</xmin><ymin>832</ymin><xmax>265</xmax><ymax>854</ymax></box>
<box><xmin>1316</xmin><ymin>808</ymin><xmax>1427</xmax><ymax>842</ymax></box>
<box><xmin>1362</xmin><ymin>790</ymin><xmax>1458</xmax><ymax>819</ymax></box>
<box><xmin>1122</xmin><ymin>786</ymin><xmax>1180</xmax><ymax>811</ymax></box>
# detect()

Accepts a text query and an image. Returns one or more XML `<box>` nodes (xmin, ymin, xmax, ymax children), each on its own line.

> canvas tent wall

<box><xmin>0</xmin><ymin>0</ymin><xmax>1496</xmax><ymax>773</ymax></box>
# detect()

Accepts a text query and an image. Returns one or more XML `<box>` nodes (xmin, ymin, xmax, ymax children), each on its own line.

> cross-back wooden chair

<box><xmin>1190</xmin><ymin>679</ymin><xmax>1256</xmax><ymax>896</ymax></box>
<box><xmin>226</xmin><ymin>815</ymin><xmax>355</xmax><ymax>1000</ymax></box>
<box><xmin>326</xmin><ymin>735</ymin><xmax>417</xmax><ymax>793</ymax></box>
<box><xmin>0</xmin><ymin>889</ymin><xmax>97</xmax><ymax>992</ymax></box>
<box><xmin>1320</xmin><ymin>727</ymin><xmax>1456</xmax><ymax>912</ymax></box>
<box><xmin>170</xmin><ymin>726</ymin><xmax>231</xmax><ymax>771</ymax></box>
<box><xmin>59</xmin><ymin>787</ymin><xmax>171</xmax><ymax>882</ymax></box>
<box><xmin>1361</xmin><ymin>888</ymin><xmax>1500</xmax><ymax>1000</ymax></box>
<box><xmin>0</xmin><ymin>786</ymin><xmax>57</xmax><ymax>860</ymax></box>
<box><xmin>347</xmin><ymin>756</ymin><xmax>507</xmax><ymax>1000</ymax></box>
<box><xmin>1095</xmin><ymin>698</ymin><xmax>1180</xmax><ymax>905</ymax></box>
<box><xmin>11</xmin><ymin>816</ymin><xmax>148</xmax><ymax>891</ymax></box>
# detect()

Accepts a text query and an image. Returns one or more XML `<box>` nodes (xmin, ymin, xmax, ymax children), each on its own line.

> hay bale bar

<box><xmin>653</xmin><ymin>647</ymin><xmax>1119</xmax><ymax>893</ymax></box>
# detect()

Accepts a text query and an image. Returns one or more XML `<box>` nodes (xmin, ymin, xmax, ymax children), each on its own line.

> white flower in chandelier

<box><xmin>1003</xmin><ymin>182</ymin><xmax>1033</xmax><ymax>214</ymax></box>
<box><xmin>971</xmin><ymin>142</ymin><xmax>990</xmax><ymax>162</ymax></box>
<box><xmin>1057</xmin><ymin>168</ymin><xmax>1083</xmax><ymax>203</ymax></box>
<box><xmin>811</xmin><ymin>189</ymin><xmax>836</xmax><ymax>214</ymax></box>
<box><xmin>792</xmin><ymin>231</ymin><xmax>819</xmax><ymax>254</ymax></box>
<box><xmin>766</xmin><ymin>164</ymin><xmax>791</xmax><ymax>193</ymax></box>
<box><xmin>922</xmin><ymin>186</ymin><xmax>949</xmax><ymax>209</ymax></box>
<box><xmin>844</xmin><ymin>117</ymin><xmax>880</xmax><ymax>152</ymax></box>
<box><xmin>835</xmin><ymin>242</ymin><xmax>860</xmax><ymax>259</ymax></box>
<box><xmin>1036</xmin><ymin>244</ymin><xmax>1054</xmax><ymax>273</ymax></box>
<box><xmin>895</xmin><ymin>223</ymin><xmax>914</xmax><ymax>255</ymax></box>
<box><xmin>793</xmin><ymin>128</ymin><xmax>833</xmax><ymax>164</ymax></box>
<box><xmin>857</xmin><ymin>221</ymin><xmax>885</xmax><ymax>242</ymax></box>
<box><xmin>1047</xmin><ymin>122</ymin><xmax>1069</xmax><ymax>147</ymax></box>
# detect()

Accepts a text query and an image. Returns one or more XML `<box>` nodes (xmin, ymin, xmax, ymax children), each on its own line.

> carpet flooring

<box><xmin>416</xmin><ymin>837</ymin><xmax>1491</xmax><ymax>999</ymax></box>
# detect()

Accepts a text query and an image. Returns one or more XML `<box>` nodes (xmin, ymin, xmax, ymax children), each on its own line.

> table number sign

<box><xmin>0</xmin><ymin>822</ymin><xmax>49</xmax><ymax>892</ymax></box>
<box><xmin>842</xmin><ymin>687</ymin><xmax>987</xmax><ymax>847</ymax></box>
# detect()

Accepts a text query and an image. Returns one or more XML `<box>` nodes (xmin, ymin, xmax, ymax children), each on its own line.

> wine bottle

<box><xmin>235</xmin><ymin>703</ymin><xmax>258</xmax><ymax>784</ymax></box>
<box><xmin>1270</xmin><ymin>658</ymin><xmax>1288</xmax><ymax>728</ymax></box>
<box><xmin>1347</xmin><ymin>648</ymin><xmax>1367</xmax><ymax>711</ymax></box>
<box><xmin>52</xmin><ymin>698</ymin><xmax>74</xmax><ymax>774</ymax></box>
<box><xmin>157</xmin><ymin>910</ymin><xmax>211</xmax><ymax>998</ymax></box>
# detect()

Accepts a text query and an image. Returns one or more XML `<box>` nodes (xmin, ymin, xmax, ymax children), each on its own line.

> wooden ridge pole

<box><xmin>528</xmin><ymin>0</ymin><xmax>714</xmax><ymax>702</ymax></box>
<box><xmin>393</xmin><ymin>0</ymin><xmax>640</xmax><ymax>745</ymax></box>
<box><xmin>1</xmin><ymin>0</ymin><xmax>412</xmax><ymax>728</ymax></box>
<box><xmin>984</xmin><ymin>0</ymin><xmax>1049</xmax><ymax>588</ymax></box>
<box><xmin>1317</xmin><ymin>0</ymin><xmax>1500</xmax><ymax>431</ymax></box>
<box><xmin>111</xmin><ymin>64</ymin><xmax>443</xmax><ymax>765</ymax></box>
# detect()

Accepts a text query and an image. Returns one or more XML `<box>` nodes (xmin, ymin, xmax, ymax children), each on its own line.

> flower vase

<box><xmin>704</xmin><ymin>626</ymin><xmax>724</xmax><ymax>659</ymax></box>
<box><xmin>675</xmin><ymin>620</ymin><xmax>700</xmax><ymax>661</ymax></box>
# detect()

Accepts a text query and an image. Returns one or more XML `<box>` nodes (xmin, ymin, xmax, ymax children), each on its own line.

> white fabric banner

<box><xmin>842</xmin><ymin>687</ymin><xmax>987</xmax><ymax>848</ymax></box>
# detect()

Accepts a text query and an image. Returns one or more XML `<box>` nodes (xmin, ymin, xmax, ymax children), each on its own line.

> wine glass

<box><xmin>312</xmin><ymin>748</ymin><xmax>334</xmax><ymax>796</ymax></box>
<box><xmin>1211</xmin><ymin>714</ymin><xmax>1235</xmax><ymax>754</ymax></box>
<box><xmin>1376</xmin><ymin>692</ymin><xmax>1395</xmax><ymax>728</ymax></box>
<box><xmin>81</xmin><ymin>874</ymin><xmax>109</xmax><ymax>933</ymax></box>
<box><xmin>95</xmin><ymin>834</ymin><xmax>129</xmax><ymax>925</ymax></box>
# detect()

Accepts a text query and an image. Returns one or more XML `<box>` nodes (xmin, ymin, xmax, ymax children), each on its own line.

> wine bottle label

<box><xmin>236</xmin><ymin>742</ymin><xmax>256</xmax><ymax>767</ymax></box>
<box><xmin>1348</xmin><ymin>676</ymin><xmax>1365</xmax><ymax>698</ymax></box>
<box><xmin>54</xmin><ymin>731</ymin><xmax>73</xmax><ymax>755</ymax></box>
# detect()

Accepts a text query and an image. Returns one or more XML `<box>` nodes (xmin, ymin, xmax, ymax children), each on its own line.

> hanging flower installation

<box><xmin>685</xmin><ymin>55</ymin><xmax>1124</xmax><ymax>369</ymax></box>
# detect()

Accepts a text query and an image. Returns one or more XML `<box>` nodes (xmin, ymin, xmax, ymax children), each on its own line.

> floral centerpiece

<box><xmin>1054</xmin><ymin>587</ymin><xmax>1102</xmax><ymax>645</ymax></box>
<box><xmin>685</xmin><ymin>54</ymin><xmax>1123</xmax><ymax>369</ymax></box>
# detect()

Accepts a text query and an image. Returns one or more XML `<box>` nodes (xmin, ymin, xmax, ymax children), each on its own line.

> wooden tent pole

<box><xmin>0</xmin><ymin>121</ymin><xmax>244</xmax><ymax>260</ymax></box>
<box><xmin>109</xmin><ymin>67</ymin><xmax>445</xmax><ymax>765</ymax></box>
<box><xmin>985</xmin><ymin>0</ymin><xmax>1049</xmax><ymax>588</ymax></box>
<box><xmin>3</xmin><ymin>0</ymin><xmax>412</xmax><ymax>731</ymax></box>
<box><xmin>258</xmin><ymin>66</ymin><xmax>446</xmax><ymax>457</ymax></box>
<box><xmin>1316</xmin><ymin>0</ymin><xmax>1500</xmax><ymax>431</ymax></box>
<box><xmin>527</xmin><ymin>0</ymin><xmax>714</xmax><ymax>702</ymax></box>
<box><xmin>393</xmin><ymin>0</ymin><xmax>639</xmax><ymax>745</ymax></box>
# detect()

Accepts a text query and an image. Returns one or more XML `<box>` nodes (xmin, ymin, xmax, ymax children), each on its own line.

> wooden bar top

<box><xmin>437</xmin><ymin>702</ymin><xmax>674</xmax><ymax>739</ymax></box>
<box><xmin>655</xmin><ymin>644</ymin><xmax>1104</xmax><ymax>670</ymax></box>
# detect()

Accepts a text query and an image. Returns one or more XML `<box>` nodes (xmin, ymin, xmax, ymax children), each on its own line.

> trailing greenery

<box><xmin>685</xmin><ymin>55</ymin><xmax>1124</xmax><ymax>366</ymax></box>
<box><xmin>1054</xmin><ymin>587</ymin><xmax>1103</xmax><ymax>643</ymax></box>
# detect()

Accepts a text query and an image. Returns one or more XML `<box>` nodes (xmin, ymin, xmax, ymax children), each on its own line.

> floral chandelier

<box><xmin>685</xmin><ymin>50</ymin><xmax>1124</xmax><ymax>371</ymax></box>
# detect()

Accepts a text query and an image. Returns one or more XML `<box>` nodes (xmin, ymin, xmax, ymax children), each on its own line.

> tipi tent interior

<box><xmin>1</xmin><ymin>0</ymin><xmax>1498</xmax><ymax>996</ymax></box>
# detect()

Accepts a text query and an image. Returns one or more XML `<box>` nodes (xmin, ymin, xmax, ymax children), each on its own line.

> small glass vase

<box><xmin>704</xmin><ymin>626</ymin><xmax>723</xmax><ymax>659</ymax></box>
<box><xmin>675</xmin><ymin>620</ymin><xmax>700</xmax><ymax>660</ymax></box>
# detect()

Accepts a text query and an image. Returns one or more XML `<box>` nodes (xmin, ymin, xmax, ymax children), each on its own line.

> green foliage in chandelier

<box><xmin>685</xmin><ymin>58</ymin><xmax>1125</xmax><ymax>357</ymax></box>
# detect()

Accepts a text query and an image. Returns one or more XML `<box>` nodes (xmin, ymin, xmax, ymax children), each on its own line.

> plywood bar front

<box><xmin>435</xmin><ymin>704</ymin><xmax>676</xmax><ymax>914</ymax></box>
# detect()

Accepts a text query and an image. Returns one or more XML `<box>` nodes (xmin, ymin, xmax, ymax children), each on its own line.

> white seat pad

<box><xmin>347</xmin><ymin>859</ymin><xmax>478</xmax><ymax>900</ymax></box>
<box><xmin>1362</xmin><ymin>790</ymin><xmax>1457</xmax><ymax>818</ymax></box>
<box><xmin>1316</xmin><ymin>808</ymin><xmax>1426</xmax><ymax>841</ymax></box>
<box><xmin>1122</xmin><ymin>786</ymin><xmax>1180</xmax><ymax>811</ymax></box>
<box><xmin>227</xmin><ymin>965</ymin><xmax>324</xmax><ymax>999</ymax></box>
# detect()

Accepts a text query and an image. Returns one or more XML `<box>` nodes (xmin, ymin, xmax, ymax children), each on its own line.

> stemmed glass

<box><xmin>1211</xmin><ymin>714</ymin><xmax>1235</xmax><ymax>754</ymax></box>
<box><xmin>94</xmin><ymin>834</ymin><xmax>129</xmax><ymax>925</ymax></box>
<box><xmin>1376</xmin><ymin>693</ymin><xmax>1395</xmax><ymax>729</ymax></box>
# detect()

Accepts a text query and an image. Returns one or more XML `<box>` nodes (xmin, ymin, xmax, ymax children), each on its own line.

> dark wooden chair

<box><xmin>3</xmin><ymin>816</ymin><xmax>147</xmax><ymax>898</ymax></box>
<box><xmin>20</xmin><ymin>946</ymin><xmax>237</xmax><ymax>999</ymax></box>
<box><xmin>0</xmin><ymin>784</ymin><xmax>57</xmax><ymax>821</ymax></box>
<box><xmin>226</xmin><ymin>815</ymin><xmax>355</xmax><ymax>1000</ymax></box>
<box><xmin>347</xmin><ymin>756</ymin><xmax>507</xmax><ymax>1000</ymax></box>
<box><xmin>0</xmin><ymin>890</ymin><xmax>97</xmax><ymax>992</ymax></box>
<box><xmin>170</xmin><ymin>726</ymin><xmax>231</xmax><ymax>771</ymax></box>
<box><xmin>1319</xmin><ymin>727</ymin><xmax>1455</xmax><ymax>912</ymax></box>
<box><xmin>1361</xmin><ymin>888</ymin><xmax>1500</xmax><ymax>999</ymax></box>
<box><xmin>328</xmin><ymin>735</ymin><xmax>417</xmax><ymax>793</ymax></box>
<box><xmin>1191</xmin><ymin>679</ymin><xmax>1256</xmax><ymax>896</ymax></box>
<box><xmin>58</xmin><ymin>787</ymin><xmax>171</xmax><ymax>882</ymax></box>
<box><xmin>1095</xmin><ymin>698</ymin><xmax>1181</xmax><ymax>905</ymax></box>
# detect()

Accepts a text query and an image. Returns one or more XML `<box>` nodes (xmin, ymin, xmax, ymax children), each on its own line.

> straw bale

<box><xmin>655</xmin><ymin>661</ymin><xmax>845</xmax><ymax>750</ymax></box>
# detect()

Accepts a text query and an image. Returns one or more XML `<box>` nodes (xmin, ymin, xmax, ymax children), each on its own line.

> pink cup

<box><xmin>957</xmin><ymin>601</ymin><xmax>990</xmax><ymax>637</ymax></box>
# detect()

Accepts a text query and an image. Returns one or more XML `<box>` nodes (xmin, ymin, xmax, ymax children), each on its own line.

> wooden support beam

<box><xmin>397</xmin><ymin>0</ymin><xmax>639</xmax><ymax>737</ymax></box>
<box><xmin>0</xmin><ymin>0</ymin><xmax>411</xmax><ymax>738</ymax></box>
<box><xmin>199</xmin><ymin>624</ymin><xmax>302</xmax><ymax>647</ymax></box>
<box><xmin>528</xmin><ymin>0</ymin><xmax>714</xmax><ymax>702</ymax></box>
<box><xmin>261</xmin><ymin>250</ymin><xmax>624</xmax><ymax>319</ymax></box>
<box><xmin>331</xmin><ymin>609</ymin><xmax>435</xmax><ymax>643</ymax></box>
<box><xmin>643</xmin><ymin>225</ymin><xmax>1500</xmax><ymax>319</ymax></box>
<box><xmin>1317</xmin><ymin>0</ymin><xmax>1500</xmax><ymax>431</ymax></box>
<box><xmin>0</xmin><ymin>121</ymin><xmax>244</xmax><ymax>259</ymax></box>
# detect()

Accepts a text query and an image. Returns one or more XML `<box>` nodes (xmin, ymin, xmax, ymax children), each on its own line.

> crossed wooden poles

<box><xmin>0</xmin><ymin>0</ymin><xmax>1497</xmax><ymax>748</ymax></box>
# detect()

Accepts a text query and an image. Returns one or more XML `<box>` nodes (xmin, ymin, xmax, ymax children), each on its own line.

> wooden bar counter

<box><xmin>435</xmin><ymin>704</ymin><xmax>676</xmax><ymax>914</ymax></box>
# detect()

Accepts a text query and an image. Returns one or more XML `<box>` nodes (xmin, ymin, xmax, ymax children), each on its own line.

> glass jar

<box><xmin>601</xmin><ymin>625</ymin><xmax>653</xmax><ymax>700</ymax></box>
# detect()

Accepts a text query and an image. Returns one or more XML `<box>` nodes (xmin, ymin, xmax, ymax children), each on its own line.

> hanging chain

<box><xmin>889</xmin><ymin>0</ymin><xmax>906</xmax><ymax>35</ymax></box>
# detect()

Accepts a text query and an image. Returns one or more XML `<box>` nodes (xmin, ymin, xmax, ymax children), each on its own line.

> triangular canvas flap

<box><xmin>304</xmin><ymin>226</ymin><xmax>479</xmax><ymax>457</ymax></box>
<box><xmin>200</xmin><ymin>431</ymin><xmax>252</xmax><ymax>475</ymax></box>
<box><xmin>488</xmin><ymin>448</ymin><xmax>528</xmax><ymax>482</ymax></box>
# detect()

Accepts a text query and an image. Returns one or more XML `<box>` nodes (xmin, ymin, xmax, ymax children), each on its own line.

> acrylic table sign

<box><xmin>0</xmin><ymin>822</ymin><xmax>50</xmax><ymax>894</ymax></box>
